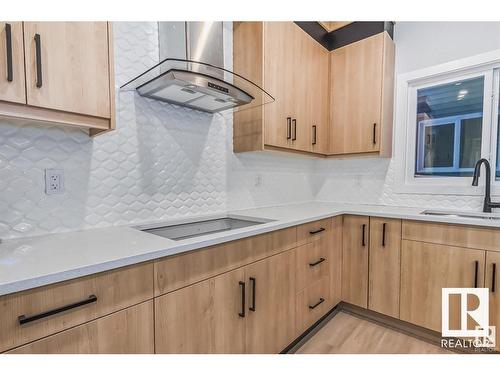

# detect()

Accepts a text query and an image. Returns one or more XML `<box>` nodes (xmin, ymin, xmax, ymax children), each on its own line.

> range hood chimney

<box><xmin>120</xmin><ymin>22</ymin><xmax>273</xmax><ymax>114</ymax></box>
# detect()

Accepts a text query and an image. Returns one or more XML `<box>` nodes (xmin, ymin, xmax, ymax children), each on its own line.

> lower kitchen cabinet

<box><xmin>485</xmin><ymin>251</ymin><xmax>500</xmax><ymax>350</ymax></box>
<box><xmin>295</xmin><ymin>216</ymin><xmax>342</xmax><ymax>334</ymax></box>
<box><xmin>155</xmin><ymin>267</ymin><xmax>246</xmax><ymax>354</ymax></box>
<box><xmin>368</xmin><ymin>217</ymin><xmax>401</xmax><ymax>318</ymax></box>
<box><xmin>296</xmin><ymin>276</ymin><xmax>331</xmax><ymax>334</ymax></box>
<box><xmin>245</xmin><ymin>250</ymin><xmax>296</xmax><ymax>353</ymax></box>
<box><xmin>400</xmin><ymin>240</ymin><xmax>485</xmax><ymax>332</ymax></box>
<box><xmin>8</xmin><ymin>301</ymin><xmax>154</xmax><ymax>354</ymax></box>
<box><xmin>342</xmin><ymin>215</ymin><xmax>369</xmax><ymax>308</ymax></box>
<box><xmin>155</xmin><ymin>249</ymin><xmax>296</xmax><ymax>354</ymax></box>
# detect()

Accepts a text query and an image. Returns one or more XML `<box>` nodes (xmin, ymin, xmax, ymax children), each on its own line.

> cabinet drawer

<box><xmin>402</xmin><ymin>220</ymin><xmax>500</xmax><ymax>251</ymax></box>
<box><xmin>296</xmin><ymin>276</ymin><xmax>331</xmax><ymax>334</ymax></box>
<box><xmin>297</xmin><ymin>218</ymin><xmax>332</xmax><ymax>246</ymax></box>
<box><xmin>154</xmin><ymin>226</ymin><xmax>297</xmax><ymax>296</ymax></box>
<box><xmin>0</xmin><ymin>262</ymin><xmax>153</xmax><ymax>352</ymax></box>
<box><xmin>8</xmin><ymin>301</ymin><xmax>154</xmax><ymax>354</ymax></box>
<box><xmin>295</xmin><ymin>238</ymin><xmax>331</xmax><ymax>292</ymax></box>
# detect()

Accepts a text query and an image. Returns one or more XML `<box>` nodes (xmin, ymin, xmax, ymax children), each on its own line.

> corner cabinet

<box><xmin>0</xmin><ymin>22</ymin><xmax>115</xmax><ymax>136</ymax></box>
<box><xmin>233</xmin><ymin>22</ymin><xmax>330</xmax><ymax>156</ymax></box>
<box><xmin>329</xmin><ymin>32</ymin><xmax>395</xmax><ymax>156</ymax></box>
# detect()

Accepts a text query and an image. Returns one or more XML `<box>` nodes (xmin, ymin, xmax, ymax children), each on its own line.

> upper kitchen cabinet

<box><xmin>0</xmin><ymin>22</ymin><xmax>26</xmax><ymax>104</ymax></box>
<box><xmin>233</xmin><ymin>22</ymin><xmax>330</xmax><ymax>156</ymax></box>
<box><xmin>319</xmin><ymin>21</ymin><xmax>353</xmax><ymax>32</ymax></box>
<box><xmin>329</xmin><ymin>31</ymin><xmax>395</xmax><ymax>157</ymax></box>
<box><xmin>0</xmin><ymin>22</ymin><xmax>115</xmax><ymax>136</ymax></box>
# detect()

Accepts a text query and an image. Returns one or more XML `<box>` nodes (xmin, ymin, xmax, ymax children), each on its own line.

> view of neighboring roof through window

<box><xmin>415</xmin><ymin>76</ymin><xmax>484</xmax><ymax>177</ymax></box>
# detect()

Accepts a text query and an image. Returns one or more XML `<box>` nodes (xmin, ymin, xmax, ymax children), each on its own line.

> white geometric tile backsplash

<box><xmin>0</xmin><ymin>22</ymin><xmax>489</xmax><ymax>240</ymax></box>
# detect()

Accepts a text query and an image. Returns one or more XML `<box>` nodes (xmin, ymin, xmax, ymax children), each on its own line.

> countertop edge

<box><xmin>4</xmin><ymin>203</ymin><xmax>500</xmax><ymax>297</ymax></box>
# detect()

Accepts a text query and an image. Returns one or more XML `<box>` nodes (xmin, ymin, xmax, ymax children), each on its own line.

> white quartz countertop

<box><xmin>2</xmin><ymin>201</ymin><xmax>500</xmax><ymax>296</ymax></box>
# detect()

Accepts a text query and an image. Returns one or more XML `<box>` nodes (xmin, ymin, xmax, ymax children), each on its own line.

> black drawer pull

<box><xmin>474</xmin><ymin>261</ymin><xmax>479</xmax><ymax>288</ymax></box>
<box><xmin>312</xmin><ymin>125</ymin><xmax>317</xmax><ymax>145</ymax></box>
<box><xmin>286</xmin><ymin>117</ymin><xmax>291</xmax><ymax>140</ymax></box>
<box><xmin>5</xmin><ymin>23</ymin><xmax>13</xmax><ymax>82</ymax></box>
<box><xmin>372</xmin><ymin>123</ymin><xmax>377</xmax><ymax>144</ymax></box>
<box><xmin>18</xmin><ymin>295</ymin><xmax>97</xmax><ymax>325</ymax></box>
<box><xmin>249</xmin><ymin>277</ymin><xmax>256</xmax><ymax>311</ymax></box>
<box><xmin>308</xmin><ymin>298</ymin><xmax>325</xmax><ymax>310</ymax></box>
<box><xmin>382</xmin><ymin>223</ymin><xmax>386</xmax><ymax>247</ymax></box>
<box><xmin>292</xmin><ymin>118</ymin><xmax>297</xmax><ymax>141</ymax></box>
<box><xmin>309</xmin><ymin>228</ymin><xmax>325</xmax><ymax>235</ymax></box>
<box><xmin>362</xmin><ymin>224</ymin><xmax>366</xmax><ymax>247</ymax></box>
<box><xmin>492</xmin><ymin>263</ymin><xmax>496</xmax><ymax>293</ymax></box>
<box><xmin>34</xmin><ymin>33</ymin><xmax>42</xmax><ymax>88</ymax></box>
<box><xmin>309</xmin><ymin>257</ymin><xmax>326</xmax><ymax>267</ymax></box>
<box><xmin>238</xmin><ymin>281</ymin><xmax>245</xmax><ymax>317</ymax></box>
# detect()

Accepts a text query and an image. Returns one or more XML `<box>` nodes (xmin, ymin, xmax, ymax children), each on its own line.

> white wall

<box><xmin>394</xmin><ymin>22</ymin><xmax>500</xmax><ymax>74</ymax></box>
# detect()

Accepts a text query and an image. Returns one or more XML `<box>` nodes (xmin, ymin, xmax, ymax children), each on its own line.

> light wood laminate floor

<box><xmin>296</xmin><ymin>312</ymin><xmax>451</xmax><ymax>354</ymax></box>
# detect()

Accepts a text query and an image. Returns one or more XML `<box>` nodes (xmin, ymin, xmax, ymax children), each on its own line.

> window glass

<box><xmin>459</xmin><ymin>117</ymin><xmax>482</xmax><ymax>168</ymax></box>
<box><xmin>423</xmin><ymin>123</ymin><xmax>454</xmax><ymax>168</ymax></box>
<box><xmin>415</xmin><ymin>76</ymin><xmax>484</xmax><ymax>177</ymax></box>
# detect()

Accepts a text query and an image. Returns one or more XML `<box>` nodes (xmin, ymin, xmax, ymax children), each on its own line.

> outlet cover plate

<box><xmin>45</xmin><ymin>169</ymin><xmax>65</xmax><ymax>195</ymax></box>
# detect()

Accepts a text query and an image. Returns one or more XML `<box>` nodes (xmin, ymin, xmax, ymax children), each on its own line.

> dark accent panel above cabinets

<box><xmin>294</xmin><ymin>22</ymin><xmax>331</xmax><ymax>50</ymax></box>
<box><xmin>294</xmin><ymin>21</ymin><xmax>394</xmax><ymax>51</ymax></box>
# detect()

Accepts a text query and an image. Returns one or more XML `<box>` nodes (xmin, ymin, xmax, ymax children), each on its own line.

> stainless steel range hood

<box><xmin>120</xmin><ymin>22</ymin><xmax>273</xmax><ymax>113</ymax></box>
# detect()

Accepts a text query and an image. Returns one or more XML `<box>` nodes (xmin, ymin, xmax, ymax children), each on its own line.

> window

<box><xmin>415</xmin><ymin>76</ymin><xmax>484</xmax><ymax>177</ymax></box>
<box><xmin>395</xmin><ymin>51</ymin><xmax>500</xmax><ymax>195</ymax></box>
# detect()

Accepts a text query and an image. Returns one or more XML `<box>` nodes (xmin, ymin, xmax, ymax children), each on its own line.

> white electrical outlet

<box><xmin>45</xmin><ymin>169</ymin><xmax>65</xmax><ymax>195</ymax></box>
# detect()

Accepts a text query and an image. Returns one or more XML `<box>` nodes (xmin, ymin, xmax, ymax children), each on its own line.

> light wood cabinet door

<box><xmin>369</xmin><ymin>217</ymin><xmax>401</xmax><ymax>318</ymax></box>
<box><xmin>9</xmin><ymin>301</ymin><xmax>154</xmax><ymax>354</ymax></box>
<box><xmin>23</xmin><ymin>22</ymin><xmax>111</xmax><ymax>118</ymax></box>
<box><xmin>330</xmin><ymin>32</ymin><xmax>387</xmax><ymax>155</ymax></box>
<box><xmin>307</xmin><ymin>38</ymin><xmax>329</xmax><ymax>154</ymax></box>
<box><xmin>263</xmin><ymin>22</ymin><xmax>295</xmax><ymax>149</ymax></box>
<box><xmin>485</xmin><ymin>251</ymin><xmax>500</xmax><ymax>350</ymax></box>
<box><xmin>289</xmin><ymin>24</ymin><xmax>312</xmax><ymax>153</ymax></box>
<box><xmin>245</xmin><ymin>250</ymin><xmax>296</xmax><ymax>353</ymax></box>
<box><xmin>342</xmin><ymin>215</ymin><xmax>369</xmax><ymax>308</ymax></box>
<box><xmin>400</xmin><ymin>240</ymin><xmax>485</xmax><ymax>332</ymax></box>
<box><xmin>155</xmin><ymin>267</ymin><xmax>246</xmax><ymax>354</ymax></box>
<box><xmin>0</xmin><ymin>22</ymin><xmax>25</xmax><ymax>104</ymax></box>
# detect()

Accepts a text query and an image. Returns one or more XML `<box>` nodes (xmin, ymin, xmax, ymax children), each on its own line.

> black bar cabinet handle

<box><xmin>34</xmin><ymin>33</ymin><xmax>42</xmax><ymax>88</ymax></box>
<box><xmin>312</xmin><ymin>125</ymin><xmax>317</xmax><ymax>145</ymax></box>
<box><xmin>308</xmin><ymin>298</ymin><xmax>325</xmax><ymax>310</ymax></box>
<box><xmin>249</xmin><ymin>277</ymin><xmax>256</xmax><ymax>311</ymax></box>
<box><xmin>286</xmin><ymin>117</ymin><xmax>291</xmax><ymax>140</ymax></box>
<box><xmin>292</xmin><ymin>118</ymin><xmax>297</xmax><ymax>141</ymax></box>
<box><xmin>492</xmin><ymin>263</ymin><xmax>496</xmax><ymax>293</ymax></box>
<box><xmin>362</xmin><ymin>224</ymin><xmax>366</xmax><ymax>247</ymax></box>
<box><xmin>238</xmin><ymin>281</ymin><xmax>245</xmax><ymax>317</ymax></box>
<box><xmin>372</xmin><ymin>123</ymin><xmax>377</xmax><ymax>144</ymax></box>
<box><xmin>474</xmin><ymin>261</ymin><xmax>479</xmax><ymax>288</ymax></box>
<box><xmin>309</xmin><ymin>227</ymin><xmax>325</xmax><ymax>235</ymax></box>
<box><xmin>309</xmin><ymin>257</ymin><xmax>326</xmax><ymax>267</ymax></box>
<box><xmin>5</xmin><ymin>23</ymin><xmax>13</xmax><ymax>82</ymax></box>
<box><xmin>382</xmin><ymin>223</ymin><xmax>386</xmax><ymax>247</ymax></box>
<box><xmin>18</xmin><ymin>295</ymin><xmax>97</xmax><ymax>325</ymax></box>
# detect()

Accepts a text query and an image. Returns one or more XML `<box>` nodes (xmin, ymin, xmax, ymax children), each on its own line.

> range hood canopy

<box><xmin>120</xmin><ymin>22</ymin><xmax>274</xmax><ymax>114</ymax></box>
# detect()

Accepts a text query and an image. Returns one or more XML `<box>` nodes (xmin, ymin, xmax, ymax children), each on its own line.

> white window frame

<box><xmin>393</xmin><ymin>49</ymin><xmax>500</xmax><ymax>196</ymax></box>
<box><xmin>416</xmin><ymin>112</ymin><xmax>482</xmax><ymax>175</ymax></box>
